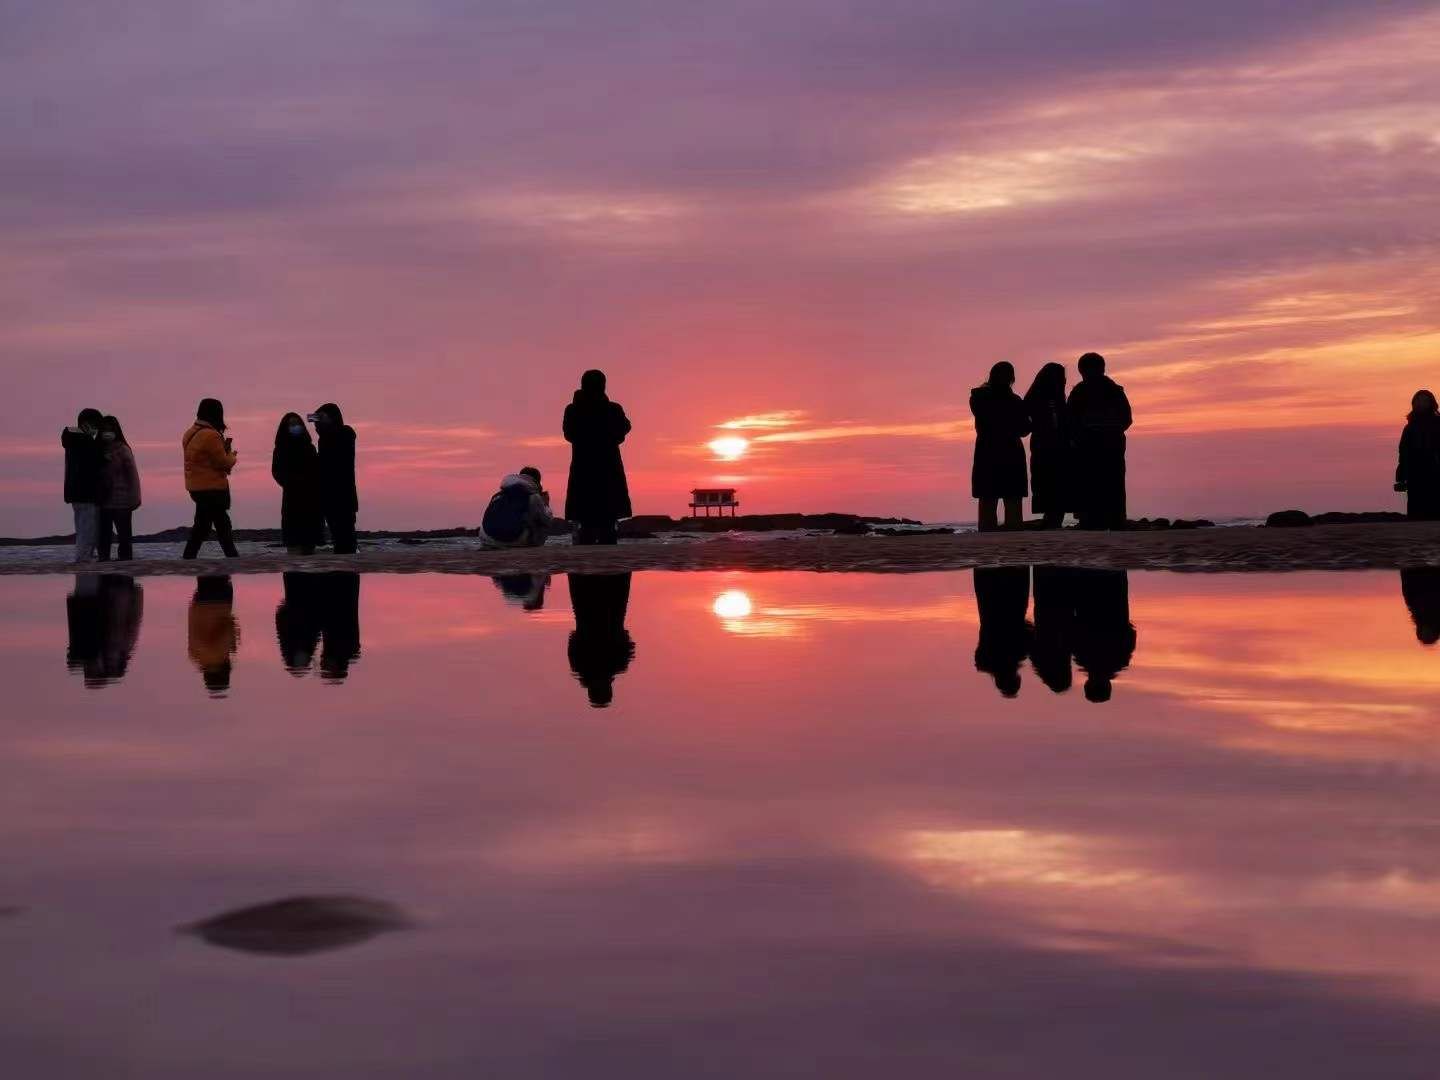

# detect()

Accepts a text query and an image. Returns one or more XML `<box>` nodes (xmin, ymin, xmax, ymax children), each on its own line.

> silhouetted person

<box><xmin>62</xmin><ymin>407</ymin><xmax>104</xmax><ymax>563</ymax></box>
<box><xmin>97</xmin><ymin>415</ymin><xmax>141</xmax><ymax>562</ymax></box>
<box><xmin>481</xmin><ymin>467</ymin><xmax>554</xmax><ymax>547</ymax></box>
<box><xmin>188</xmin><ymin>575</ymin><xmax>239</xmax><ymax>695</ymax></box>
<box><xmin>1070</xmin><ymin>568</ymin><xmax>1136</xmax><ymax>702</ymax></box>
<box><xmin>1024</xmin><ymin>363</ymin><xmax>1070</xmax><ymax>529</ymax></box>
<box><xmin>972</xmin><ymin>566</ymin><xmax>1030</xmax><ymax>697</ymax></box>
<box><xmin>66</xmin><ymin>574</ymin><xmax>143</xmax><ymax>687</ymax></box>
<box><xmin>567</xmin><ymin>572</ymin><xmax>636</xmax><ymax>706</ymax></box>
<box><xmin>312</xmin><ymin>403</ymin><xmax>358</xmax><ymax>555</ymax></box>
<box><xmin>316</xmin><ymin>572</ymin><xmax>361</xmax><ymax>681</ymax></box>
<box><xmin>493</xmin><ymin>573</ymin><xmax>551</xmax><ymax>611</ymax></box>
<box><xmin>272</xmin><ymin>412</ymin><xmax>323</xmax><ymax>554</ymax></box>
<box><xmin>564</xmin><ymin>370</ymin><xmax>632</xmax><ymax>545</ymax></box>
<box><xmin>182</xmin><ymin>398</ymin><xmax>240</xmax><ymax>559</ymax></box>
<box><xmin>1029</xmin><ymin>565</ymin><xmax>1076</xmax><ymax>693</ymax></box>
<box><xmin>1400</xmin><ymin>568</ymin><xmax>1440</xmax><ymax>645</ymax></box>
<box><xmin>1067</xmin><ymin>352</ymin><xmax>1132</xmax><ymax>530</ymax></box>
<box><xmin>275</xmin><ymin>572</ymin><xmax>323</xmax><ymax>674</ymax></box>
<box><xmin>970</xmin><ymin>361</ymin><xmax>1030</xmax><ymax>532</ymax></box>
<box><xmin>1396</xmin><ymin>390</ymin><xmax>1440</xmax><ymax>521</ymax></box>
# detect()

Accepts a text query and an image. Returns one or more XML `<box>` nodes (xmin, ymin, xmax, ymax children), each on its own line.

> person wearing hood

<box><xmin>1396</xmin><ymin>390</ymin><xmax>1440</xmax><ymax>521</ymax></box>
<box><xmin>61</xmin><ymin>407</ymin><xmax>105</xmax><ymax>563</ymax></box>
<box><xmin>1023</xmin><ymin>363</ymin><xmax>1071</xmax><ymax>529</ymax></box>
<box><xmin>97</xmin><ymin>415</ymin><xmax>142</xmax><ymax>562</ymax></box>
<box><xmin>563</xmin><ymin>370</ymin><xmax>632</xmax><ymax>545</ymax></box>
<box><xmin>272</xmin><ymin>412</ymin><xmax>323</xmax><ymax>555</ymax></box>
<box><xmin>567</xmin><ymin>572</ymin><xmax>636</xmax><ymax>707</ymax></box>
<box><xmin>181</xmin><ymin>398</ymin><xmax>240</xmax><ymax>559</ymax></box>
<box><xmin>969</xmin><ymin>361</ymin><xmax>1031</xmax><ymax>531</ymax></box>
<box><xmin>311</xmin><ymin>403</ymin><xmax>358</xmax><ymax>555</ymax></box>
<box><xmin>1066</xmin><ymin>352</ymin><xmax>1133</xmax><ymax>530</ymax></box>
<box><xmin>481</xmin><ymin>466</ymin><xmax>554</xmax><ymax>548</ymax></box>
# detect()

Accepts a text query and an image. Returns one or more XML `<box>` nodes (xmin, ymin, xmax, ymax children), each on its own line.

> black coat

<box><xmin>62</xmin><ymin>428</ymin><xmax>103</xmax><ymax>504</ymax></box>
<box><xmin>1067</xmin><ymin>376</ymin><xmax>1132</xmax><ymax>527</ymax></box>
<box><xmin>969</xmin><ymin>384</ymin><xmax>1030</xmax><ymax>499</ymax></box>
<box><xmin>564</xmin><ymin>392</ymin><xmax>632</xmax><ymax>524</ymax></box>
<box><xmin>272</xmin><ymin>437</ymin><xmax>324</xmax><ymax>547</ymax></box>
<box><xmin>317</xmin><ymin>425</ymin><xmax>358</xmax><ymax>515</ymax></box>
<box><xmin>1397</xmin><ymin>415</ymin><xmax>1440</xmax><ymax>521</ymax></box>
<box><xmin>1025</xmin><ymin>390</ymin><xmax>1071</xmax><ymax>515</ymax></box>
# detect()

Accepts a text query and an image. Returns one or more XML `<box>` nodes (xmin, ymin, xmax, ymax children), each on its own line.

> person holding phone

<box><xmin>181</xmin><ymin>398</ymin><xmax>240</xmax><ymax>559</ymax></box>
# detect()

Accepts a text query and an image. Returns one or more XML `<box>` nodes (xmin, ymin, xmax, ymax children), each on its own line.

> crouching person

<box><xmin>480</xmin><ymin>467</ymin><xmax>554</xmax><ymax>548</ymax></box>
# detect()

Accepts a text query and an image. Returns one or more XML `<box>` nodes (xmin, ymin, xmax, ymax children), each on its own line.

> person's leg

<box><xmin>330</xmin><ymin>514</ymin><xmax>357</xmax><ymax>555</ymax></box>
<box><xmin>97</xmin><ymin>508</ymin><xmax>113</xmax><ymax>562</ymax></box>
<box><xmin>182</xmin><ymin>495</ymin><xmax>212</xmax><ymax>559</ymax></box>
<box><xmin>115</xmin><ymin>511</ymin><xmax>134</xmax><ymax>561</ymax></box>
<box><xmin>597</xmin><ymin>521</ymin><xmax>618</xmax><ymax>545</ymax></box>
<box><xmin>212</xmin><ymin>496</ymin><xmax>239</xmax><ymax>558</ymax></box>
<box><xmin>1042</xmin><ymin>510</ymin><xmax>1065</xmax><ymax>529</ymax></box>
<box><xmin>977</xmin><ymin>498</ymin><xmax>998</xmax><ymax>533</ymax></box>
<box><xmin>1002</xmin><ymin>497</ymin><xmax>1024</xmax><ymax>530</ymax></box>
<box><xmin>73</xmin><ymin>503</ymin><xmax>99</xmax><ymax>562</ymax></box>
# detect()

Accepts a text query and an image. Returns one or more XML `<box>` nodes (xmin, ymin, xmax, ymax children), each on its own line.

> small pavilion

<box><xmin>689</xmin><ymin>488</ymin><xmax>740</xmax><ymax>518</ymax></box>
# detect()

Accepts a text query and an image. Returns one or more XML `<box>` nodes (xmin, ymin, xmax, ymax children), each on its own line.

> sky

<box><xmin>2</xmin><ymin>0</ymin><xmax>1438</xmax><ymax>534</ymax></box>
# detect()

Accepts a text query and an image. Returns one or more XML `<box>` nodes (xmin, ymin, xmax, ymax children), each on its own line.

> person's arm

<box><xmin>204</xmin><ymin>430</ymin><xmax>238</xmax><ymax>474</ymax></box>
<box><xmin>1397</xmin><ymin>427</ymin><xmax>1411</xmax><ymax>489</ymax></box>
<box><xmin>530</xmin><ymin>492</ymin><xmax>554</xmax><ymax>529</ymax></box>
<box><xmin>271</xmin><ymin>447</ymin><xmax>285</xmax><ymax>487</ymax></box>
<box><xmin>1118</xmin><ymin>387</ymin><xmax>1134</xmax><ymax>432</ymax></box>
<box><xmin>124</xmin><ymin>447</ymin><xmax>142</xmax><ymax>508</ymax></box>
<box><xmin>563</xmin><ymin>405</ymin><xmax>578</xmax><ymax>444</ymax></box>
<box><xmin>612</xmin><ymin>404</ymin><xmax>631</xmax><ymax>443</ymax></box>
<box><xmin>1015</xmin><ymin>397</ymin><xmax>1032</xmax><ymax>439</ymax></box>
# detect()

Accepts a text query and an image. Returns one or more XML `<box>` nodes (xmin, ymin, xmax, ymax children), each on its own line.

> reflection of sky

<box><xmin>5</xmin><ymin>569</ymin><xmax>1440</xmax><ymax>1075</ymax></box>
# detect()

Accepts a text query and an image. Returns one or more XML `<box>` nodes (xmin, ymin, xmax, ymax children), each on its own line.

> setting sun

<box><xmin>708</xmin><ymin>436</ymin><xmax>750</xmax><ymax>461</ymax></box>
<box><xmin>712</xmin><ymin>590</ymin><xmax>754</xmax><ymax>619</ymax></box>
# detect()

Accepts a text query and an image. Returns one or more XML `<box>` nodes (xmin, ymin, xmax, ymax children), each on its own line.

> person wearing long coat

<box><xmin>969</xmin><ymin>361</ymin><xmax>1031</xmax><ymax>531</ymax></box>
<box><xmin>1023</xmin><ymin>363</ymin><xmax>1070</xmax><ymax>528</ymax></box>
<box><xmin>271</xmin><ymin>413</ymin><xmax>324</xmax><ymax>555</ymax></box>
<box><xmin>1396</xmin><ymin>390</ymin><xmax>1440</xmax><ymax>521</ymax></box>
<box><xmin>564</xmin><ymin>370</ymin><xmax>632</xmax><ymax>545</ymax></box>
<box><xmin>97</xmin><ymin>415</ymin><xmax>142</xmax><ymax>561</ymax></box>
<box><xmin>1066</xmin><ymin>352</ymin><xmax>1133</xmax><ymax>530</ymax></box>
<box><xmin>312</xmin><ymin>402</ymin><xmax>359</xmax><ymax>555</ymax></box>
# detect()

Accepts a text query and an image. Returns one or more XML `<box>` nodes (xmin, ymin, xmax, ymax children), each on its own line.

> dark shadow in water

<box><xmin>274</xmin><ymin>572</ymin><xmax>362</xmax><ymax>682</ymax></box>
<box><xmin>492</xmin><ymin>573</ymin><xmax>551</xmax><ymax>612</ymax></box>
<box><xmin>65</xmin><ymin>574</ymin><xmax>143</xmax><ymax>688</ymax></box>
<box><xmin>180</xmin><ymin>895</ymin><xmax>408</xmax><ymax>956</ymax></box>
<box><xmin>973</xmin><ymin>567</ymin><xmax>1031</xmax><ymax>697</ymax></box>
<box><xmin>973</xmin><ymin>566</ymin><xmax>1137</xmax><ymax>702</ymax></box>
<box><xmin>1400</xmin><ymin>568</ymin><xmax>1440</xmax><ymax>646</ymax></box>
<box><xmin>568</xmin><ymin>573</ymin><xmax>636</xmax><ymax>708</ymax></box>
<box><xmin>187</xmin><ymin>576</ymin><xmax>238</xmax><ymax>697</ymax></box>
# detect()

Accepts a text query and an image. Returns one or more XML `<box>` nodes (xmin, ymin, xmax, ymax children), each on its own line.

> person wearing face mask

<box><xmin>96</xmin><ymin>415</ymin><xmax>142</xmax><ymax>561</ymax></box>
<box><xmin>271</xmin><ymin>412</ymin><xmax>323</xmax><ymax>555</ymax></box>
<box><xmin>61</xmin><ymin>407</ymin><xmax>105</xmax><ymax>563</ymax></box>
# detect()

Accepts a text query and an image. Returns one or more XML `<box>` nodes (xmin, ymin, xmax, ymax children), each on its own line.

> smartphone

<box><xmin>305</xmin><ymin>413</ymin><xmax>321</xmax><ymax>423</ymax></box>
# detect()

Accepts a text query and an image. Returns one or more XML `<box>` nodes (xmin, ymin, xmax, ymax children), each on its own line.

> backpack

<box><xmin>482</xmin><ymin>483</ymin><xmax>533</xmax><ymax>542</ymax></box>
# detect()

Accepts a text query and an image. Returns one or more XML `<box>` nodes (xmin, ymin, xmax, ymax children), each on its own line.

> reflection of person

<box><xmin>311</xmin><ymin>403</ymin><xmax>359</xmax><ymax>555</ymax></box>
<box><xmin>564</xmin><ymin>370</ymin><xmax>632</xmax><ymax>545</ymax></box>
<box><xmin>62</xmin><ymin>408</ymin><xmax>105</xmax><ymax>563</ymax></box>
<box><xmin>969</xmin><ymin>362</ymin><xmax>1030</xmax><ymax>532</ymax></box>
<box><xmin>97</xmin><ymin>415</ymin><xmax>142</xmax><ymax>562</ymax></box>
<box><xmin>972</xmin><ymin>566</ymin><xmax>1030</xmax><ymax>697</ymax></box>
<box><xmin>188</xmin><ymin>575</ymin><xmax>240</xmax><ymax>695</ymax></box>
<box><xmin>1023</xmin><ymin>364</ymin><xmax>1070</xmax><ymax>529</ymax></box>
<box><xmin>481</xmin><ymin>467</ymin><xmax>554</xmax><ymax>548</ymax></box>
<box><xmin>1070</xmin><ymin>568</ymin><xmax>1136</xmax><ymax>702</ymax></box>
<box><xmin>1029</xmin><ymin>565</ymin><xmax>1075</xmax><ymax>693</ymax></box>
<box><xmin>66</xmin><ymin>574</ymin><xmax>144</xmax><ymax>687</ymax></box>
<box><xmin>1067</xmin><ymin>352</ymin><xmax>1132</xmax><ymax>530</ymax></box>
<box><xmin>493</xmin><ymin>574</ymin><xmax>551</xmax><ymax>611</ymax></box>
<box><xmin>181</xmin><ymin>398</ymin><xmax>240</xmax><ymax>559</ymax></box>
<box><xmin>1396</xmin><ymin>390</ymin><xmax>1440</xmax><ymax>521</ymax></box>
<box><xmin>274</xmin><ymin>572</ymin><xmax>361</xmax><ymax>680</ymax></box>
<box><xmin>567</xmin><ymin>573</ymin><xmax>636</xmax><ymax>707</ymax></box>
<box><xmin>272</xmin><ymin>413</ymin><xmax>323</xmax><ymax>555</ymax></box>
<box><xmin>1400</xmin><ymin>568</ymin><xmax>1440</xmax><ymax>646</ymax></box>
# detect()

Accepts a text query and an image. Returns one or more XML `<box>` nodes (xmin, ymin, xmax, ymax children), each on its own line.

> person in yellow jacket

<box><xmin>182</xmin><ymin>398</ymin><xmax>240</xmax><ymax>559</ymax></box>
<box><xmin>188</xmin><ymin>575</ymin><xmax>239</xmax><ymax>694</ymax></box>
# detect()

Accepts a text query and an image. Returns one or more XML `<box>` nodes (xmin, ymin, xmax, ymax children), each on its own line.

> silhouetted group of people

<box><xmin>61</xmin><ymin>410</ymin><xmax>141</xmax><ymax>562</ymax></box>
<box><xmin>970</xmin><ymin>351</ymin><xmax>1133</xmax><ymax>531</ymax></box>
<box><xmin>973</xmin><ymin>565</ymin><xmax>1137</xmax><ymax>702</ymax></box>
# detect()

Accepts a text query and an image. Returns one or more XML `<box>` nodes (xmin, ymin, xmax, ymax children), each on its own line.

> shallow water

<box><xmin>5</xmin><ymin>568</ymin><xmax>1440</xmax><ymax>1078</ymax></box>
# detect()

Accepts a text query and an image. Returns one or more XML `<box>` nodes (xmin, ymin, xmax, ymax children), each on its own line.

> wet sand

<box><xmin>9</xmin><ymin>521</ymin><xmax>1440</xmax><ymax>575</ymax></box>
